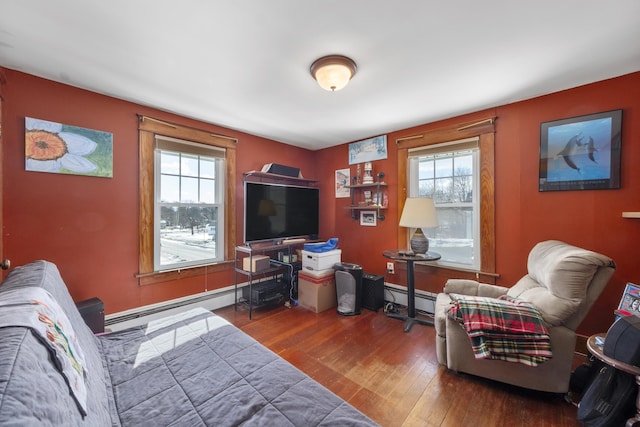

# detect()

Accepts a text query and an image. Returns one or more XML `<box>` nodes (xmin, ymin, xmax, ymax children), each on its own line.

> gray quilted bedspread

<box><xmin>0</xmin><ymin>261</ymin><xmax>377</xmax><ymax>426</ymax></box>
<box><xmin>99</xmin><ymin>308</ymin><xmax>377</xmax><ymax>426</ymax></box>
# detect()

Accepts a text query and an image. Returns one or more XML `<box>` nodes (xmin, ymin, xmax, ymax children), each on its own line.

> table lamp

<box><xmin>399</xmin><ymin>197</ymin><xmax>438</xmax><ymax>254</ymax></box>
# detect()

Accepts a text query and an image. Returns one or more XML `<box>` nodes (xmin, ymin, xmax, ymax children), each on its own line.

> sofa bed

<box><xmin>0</xmin><ymin>260</ymin><xmax>378</xmax><ymax>426</ymax></box>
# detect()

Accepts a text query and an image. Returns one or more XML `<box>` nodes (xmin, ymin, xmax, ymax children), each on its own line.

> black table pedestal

<box><xmin>383</xmin><ymin>250</ymin><xmax>441</xmax><ymax>332</ymax></box>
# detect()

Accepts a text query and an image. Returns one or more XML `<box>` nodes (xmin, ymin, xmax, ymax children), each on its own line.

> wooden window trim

<box><xmin>396</xmin><ymin>117</ymin><xmax>496</xmax><ymax>274</ymax></box>
<box><xmin>138</xmin><ymin>115</ymin><xmax>237</xmax><ymax>283</ymax></box>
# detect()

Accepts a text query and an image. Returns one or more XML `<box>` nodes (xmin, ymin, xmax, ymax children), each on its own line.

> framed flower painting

<box><xmin>25</xmin><ymin>117</ymin><xmax>113</xmax><ymax>178</ymax></box>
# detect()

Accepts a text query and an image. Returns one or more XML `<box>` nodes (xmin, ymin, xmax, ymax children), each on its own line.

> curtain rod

<box><xmin>456</xmin><ymin>117</ymin><xmax>495</xmax><ymax>131</ymax></box>
<box><xmin>140</xmin><ymin>115</ymin><xmax>177</xmax><ymax>128</ymax></box>
<box><xmin>396</xmin><ymin>134</ymin><xmax>424</xmax><ymax>143</ymax></box>
<box><xmin>396</xmin><ymin>117</ymin><xmax>496</xmax><ymax>143</ymax></box>
<box><xmin>139</xmin><ymin>115</ymin><xmax>238</xmax><ymax>142</ymax></box>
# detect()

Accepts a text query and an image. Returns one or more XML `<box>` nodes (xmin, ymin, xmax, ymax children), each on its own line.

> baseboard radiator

<box><xmin>105</xmin><ymin>281</ymin><xmax>435</xmax><ymax>332</ymax></box>
<box><xmin>383</xmin><ymin>282</ymin><xmax>437</xmax><ymax>314</ymax></box>
<box><xmin>105</xmin><ymin>283</ymin><xmax>241</xmax><ymax>332</ymax></box>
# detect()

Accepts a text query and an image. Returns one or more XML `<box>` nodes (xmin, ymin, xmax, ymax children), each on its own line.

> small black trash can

<box><xmin>334</xmin><ymin>262</ymin><xmax>363</xmax><ymax>316</ymax></box>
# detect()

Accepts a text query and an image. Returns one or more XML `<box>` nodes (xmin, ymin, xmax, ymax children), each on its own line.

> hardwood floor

<box><xmin>215</xmin><ymin>304</ymin><xmax>581</xmax><ymax>427</ymax></box>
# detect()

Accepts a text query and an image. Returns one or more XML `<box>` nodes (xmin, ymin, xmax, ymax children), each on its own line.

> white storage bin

<box><xmin>301</xmin><ymin>249</ymin><xmax>342</xmax><ymax>271</ymax></box>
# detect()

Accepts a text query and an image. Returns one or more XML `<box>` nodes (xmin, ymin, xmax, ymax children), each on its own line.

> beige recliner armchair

<box><xmin>434</xmin><ymin>240</ymin><xmax>616</xmax><ymax>393</ymax></box>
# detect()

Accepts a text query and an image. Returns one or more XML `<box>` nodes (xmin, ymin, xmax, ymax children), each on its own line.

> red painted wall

<box><xmin>3</xmin><ymin>68</ymin><xmax>639</xmax><ymax>335</ymax></box>
<box><xmin>318</xmin><ymin>73</ymin><xmax>640</xmax><ymax>335</ymax></box>
<box><xmin>491</xmin><ymin>74</ymin><xmax>640</xmax><ymax>334</ymax></box>
<box><xmin>1</xmin><ymin>69</ymin><xmax>316</xmax><ymax>313</ymax></box>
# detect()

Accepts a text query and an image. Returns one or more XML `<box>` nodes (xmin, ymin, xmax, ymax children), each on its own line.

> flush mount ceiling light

<box><xmin>310</xmin><ymin>55</ymin><xmax>357</xmax><ymax>92</ymax></box>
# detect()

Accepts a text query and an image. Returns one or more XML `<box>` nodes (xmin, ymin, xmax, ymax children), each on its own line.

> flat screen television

<box><xmin>244</xmin><ymin>181</ymin><xmax>319</xmax><ymax>244</ymax></box>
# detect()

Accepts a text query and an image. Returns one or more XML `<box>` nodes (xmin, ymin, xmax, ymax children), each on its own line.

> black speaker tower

<box><xmin>362</xmin><ymin>273</ymin><xmax>384</xmax><ymax>311</ymax></box>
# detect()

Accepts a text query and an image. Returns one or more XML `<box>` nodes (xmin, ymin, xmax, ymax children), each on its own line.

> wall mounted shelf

<box><xmin>622</xmin><ymin>212</ymin><xmax>640</xmax><ymax>218</ymax></box>
<box><xmin>345</xmin><ymin>172</ymin><xmax>388</xmax><ymax>221</ymax></box>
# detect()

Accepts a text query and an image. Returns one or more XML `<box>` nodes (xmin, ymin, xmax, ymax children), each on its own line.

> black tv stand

<box><xmin>234</xmin><ymin>240</ymin><xmax>306</xmax><ymax>319</ymax></box>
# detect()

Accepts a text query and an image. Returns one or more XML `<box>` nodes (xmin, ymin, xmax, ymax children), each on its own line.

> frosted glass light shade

<box><xmin>310</xmin><ymin>55</ymin><xmax>357</xmax><ymax>91</ymax></box>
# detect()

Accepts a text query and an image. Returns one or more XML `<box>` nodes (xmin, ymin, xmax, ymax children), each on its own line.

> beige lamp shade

<box><xmin>310</xmin><ymin>55</ymin><xmax>357</xmax><ymax>91</ymax></box>
<box><xmin>399</xmin><ymin>197</ymin><xmax>438</xmax><ymax>254</ymax></box>
<box><xmin>399</xmin><ymin>198</ymin><xmax>438</xmax><ymax>229</ymax></box>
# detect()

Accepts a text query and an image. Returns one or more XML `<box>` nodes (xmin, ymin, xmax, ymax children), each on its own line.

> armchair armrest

<box><xmin>443</xmin><ymin>279</ymin><xmax>509</xmax><ymax>298</ymax></box>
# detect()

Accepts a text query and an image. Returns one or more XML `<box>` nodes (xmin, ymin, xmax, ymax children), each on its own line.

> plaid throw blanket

<box><xmin>448</xmin><ymin>295</ymin><xmax>552</xmax><ymax>366</ymax></box>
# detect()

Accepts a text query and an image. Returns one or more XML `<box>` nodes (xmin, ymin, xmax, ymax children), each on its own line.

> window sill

<box><xmin>416</xmin><ymin>260</ymin><xmax>475</xmax><ymax>272</ymax></box>
<box><xmin>137</xmin><ymin>260</ymin><xmax>234</xmax><ymax>286</ymax></box>
<box><xmin>413</xmin><ymin>261</ymin><xmax>500</xmax><ymax>284</ymax></box>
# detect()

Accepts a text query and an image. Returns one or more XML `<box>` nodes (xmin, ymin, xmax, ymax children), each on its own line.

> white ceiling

<box><xmin>1</xmin><ymin>1</ymin><xmax>639</xmax><ymax>151</ymax></box>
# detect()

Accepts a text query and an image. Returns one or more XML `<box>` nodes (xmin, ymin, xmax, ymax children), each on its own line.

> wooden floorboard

<box><xmin>215</xmin><ymin>304</ymin><xmax>580</xmax><ymax>427</ymax></box>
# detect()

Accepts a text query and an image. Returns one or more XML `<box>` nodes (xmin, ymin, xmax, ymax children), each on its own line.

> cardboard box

<box><xmin>301</xmin><ymin>249</ymin><xmax>341</xmax><ymax>271</ymax></box>
<box><xmin>298</xmin><ymin>269</ymin><xmax>336</xmax><ymax>313</ymax></box>
<box><xmin>242</xmin><ymin>255</ymin><xmax>270</xmax><ymax>272</ymax></box>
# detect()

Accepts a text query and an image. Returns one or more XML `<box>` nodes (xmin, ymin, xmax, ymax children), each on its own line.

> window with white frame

<box><xmin>407</xmin><ymin>137</ymin><xmax>480</xmax><ymax>269</ymax></box>
<box><xmin>154</xmin><ymin>135</ymin><xmax>225</xmax><ymax>271</ymax></box>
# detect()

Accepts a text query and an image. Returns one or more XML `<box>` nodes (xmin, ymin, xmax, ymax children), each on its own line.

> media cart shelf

<box><xmin>345</xmin><ymin>172</ymin><xmax>388</xmax><ymax>221</ymax></box>
<box><xmin>234</xmin><ymin>241</ymin><xmax>305</xmax><ymax>319</ymax></box>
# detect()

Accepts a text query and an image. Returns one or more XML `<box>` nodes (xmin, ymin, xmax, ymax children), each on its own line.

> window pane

<box><xmin>434</xmin><ymin>177</ymin><xmax>453</xmax><ymax>203</ymax></box>
<box><xmin>418</xmin><ymin>179</ymin><xmax>434</xmax><ymax>197</ymax></box>
<box><xmin>160</xmin><ymin>175</ymin><xmax>179</xmax><ymax>202</ymax></box>
<box><xmin>418</xmin><ymin>160</ymin><xmax>434</xmax><ymax>180</ymax></box>
<box><xmin>161</xmin><ymin>152</ymin><xmax>179</xmax><ymax>174</ymax></box>
<box><xmin>200</xmin><ymin>178</ymin><xmax>215</xmax><ymax>203</ymax></box>
<box><xmin>454</xmin><ymin>154</ymin><xmax>473</xmax><ymax>175</ymax></box>
<box><xmin>435</xmin><ymin>157</ymin><xmax>452</xmax><ymax>178</ymax></box>
<box><xmin>181</xmin><ymin>154</ymin><xmax>199</xmax><ymax>177</ymax></box>
<box><xmin>180</xmin><ymin>177</ymin><xmax>198</xmax><ymax>203</ymax></box>
<box><xmin>426</xmin><ymin>206</ymin><xmax>475</xmax><ymax>265</ymax></box>
<box><xmin>200</xmin><ymin>158</ymin><xmax>215</xmax><ymax>179</ymax></box>
<box><xmin>454</xmin><ymin>174</ymin><xmax>473</xmax><ymax>202</ymax></box>
<box><xmin>159</xmin><ymin>206</ymin><xmax>218</xmax><ymax>266</ymax></box>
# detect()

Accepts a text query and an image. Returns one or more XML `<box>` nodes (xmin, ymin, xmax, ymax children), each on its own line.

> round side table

<box><xmin>382</xmin><ymin>249</ymin><xmax>440</xmax><ymax>332</ymax></box>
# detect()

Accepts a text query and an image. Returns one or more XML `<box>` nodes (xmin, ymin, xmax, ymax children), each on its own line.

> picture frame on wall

<box><xmin>360</xmin><ymin>211</ymin><xmax>377</xmax><ymax>227</ymax></box>
<box><xmin>348</xmin><ymin>135</ymin><xmax>388</xmax><ymax>165</ymax></box>
<box><xmin>335</xmin><ymin>168</ymin><xmax>350</xmax><ymax>198</ymax></box>
<box><xmin>25</xmin><ymin>117</ymin><xmax>113</xmax><ymax>178</ymax></box>
<box><xmin>538</xmin><ymin>109</ymin><xmax>622</xmax><ymax>192</ymax></box>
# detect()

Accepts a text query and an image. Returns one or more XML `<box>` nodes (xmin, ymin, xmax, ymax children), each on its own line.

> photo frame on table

<box><xmin>539</xmin><ymin>109</ymin><xmax>622</xmax><ymax>192</ymax></box>
<box><xmin>360</xmin><ymin>211</ymin><xmax>377</xmax><ymax>227</ymax></box>
<box><xmin>616</xmin><ymin>282</ymin><xmax>640</xmax><ymax>318</ymax></box>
